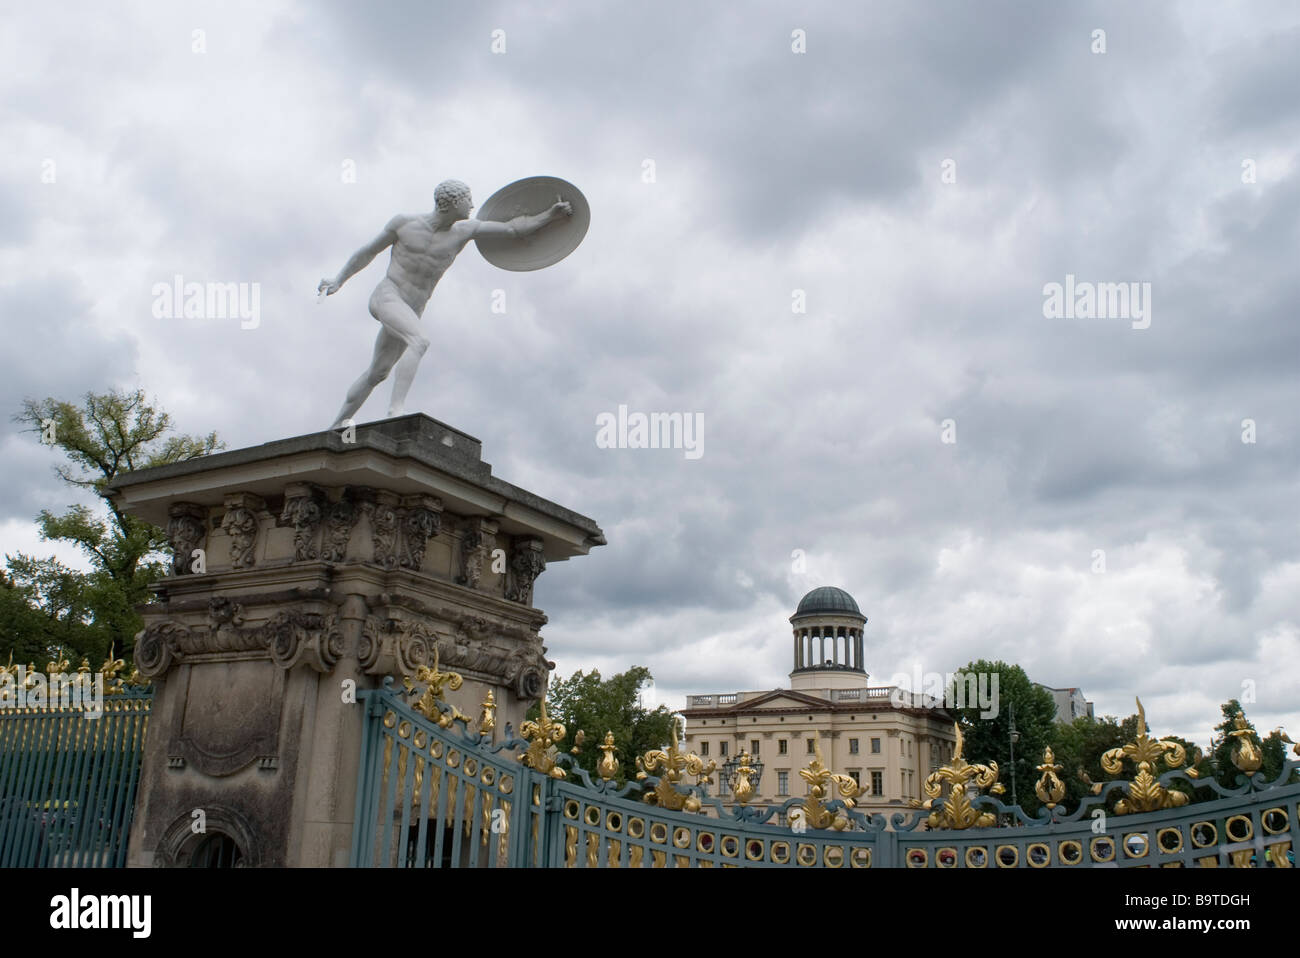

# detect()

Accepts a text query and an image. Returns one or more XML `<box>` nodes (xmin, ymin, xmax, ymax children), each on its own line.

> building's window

<box><xmin>871</xmin><ymin>770</ymin><xmax>883</xmax><ymax>795</ymax></box>
<box><xmin>750</xmin><ymin>740</ymin><xmax>759</xmax><ymax>756</ymax></box>
<box><xmin>806</xmin><ymin>738</ymin><xmax>815</xmax><ymax>754</ymax></box>
<box><xmin>900</xmin><ymin>771</ymin><xmax>906</xmax><ymax>794</ymax></box>
<box><xmin>871</xmin><ymin>738</ymin><xmax>881</xmax><ymax>754</ymax></box>
<box><xmin>777</xmin><ymin>771</ymin><xmax>789</xmax><ymax>796</ymax></box>
<box><xmin>778</xmin><ymin>739</ymin><xmax>788</xmax><ymax>755</ymax></box>
<box><xmin>847</xmin><ymin>769</ymin><xmax>860</xmax><ymax>786</ymax></box>
<box><xmin>700</xmin><ymin>741</ymin><xmax>709</xmax><ymax>755</ymax></box>
<box><xmin>720</xmin><ymin>741</ymin><xmax>728</xmax><ymax>757</ymax></box>
<box><xmin>849</xmin><ymin>738</ymin><xmax>859</xmax><ymax>754</ymax></box>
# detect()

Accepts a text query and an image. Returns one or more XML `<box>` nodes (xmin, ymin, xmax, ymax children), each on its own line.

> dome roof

<box><xmin>794</xmin><ymin>586</ymin><xmax>862</xmax><ymax>618</ymax></box>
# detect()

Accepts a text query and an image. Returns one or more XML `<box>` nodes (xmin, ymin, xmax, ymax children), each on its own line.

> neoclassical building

<box><xmin>680</xmin><ymin>587</ymin><xmax>958</xmax><ymax>819</ymax></box>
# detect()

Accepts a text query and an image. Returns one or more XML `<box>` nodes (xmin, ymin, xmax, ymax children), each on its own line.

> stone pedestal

<box><xmin>104</xmin><ymin>415</ymin><xmax>604</xmax><ymax>867</ymax></box>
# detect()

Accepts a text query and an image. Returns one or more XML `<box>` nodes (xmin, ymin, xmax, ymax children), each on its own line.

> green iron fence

<box><xmin>352</xmin><ymin>682</ymin><xmax>1300</xmax><ymax>868</ymax></box>
<box><xmin>0</xmin><ymin>691</ymin><xmax>152</xmax><ymax>867</ymax></box>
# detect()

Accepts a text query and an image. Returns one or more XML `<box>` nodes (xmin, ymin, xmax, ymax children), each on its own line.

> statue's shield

<box><xmin>474</xmin><ymin>176</ymin><xmax>590</xmax><ymax>271</ymax></box>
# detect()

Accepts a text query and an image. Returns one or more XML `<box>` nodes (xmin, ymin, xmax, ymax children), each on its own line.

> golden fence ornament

<box><xmin>731</xmin><ymin>751</ymin><xmax>756</xmax><ymax>806</ymax></box>
<box><xmin>597</xmin><ymin>731</ymin><xmax>620</xmax><ymax>782</ymax></box>
<box><xmin>519</xmin><ymin>688</ymin><xmax>567</xmax><ymax>779</ymax></box>
<box><xmin>636</xmin><ymin>718</ymin><xmax>715</xmax><ymax>812</ymax></box>
<box><xmin>1100</xmin><ymin>698</ymin><xmax>1190</xmax><ymax>815</ymax></box>
<box><xmin>798</xmin><ymin>740</ymin><xmax>860</xmax><ymax>829</ymax></box>
<box><xmin>403</xmin><ymin>647</ymin><xmax>469</xmax><ymax>728</ymax></box>
<box><xmin>913</xmin><ymin>723</ymin><xmax>1005</xmax><ymax>830</ymax></box>
<box><xmin>1035</xmin><ymin>747</ymin><xmax>1066</xmax><ymax>810</ymax></box>
<box><xmin>1228</xmin><ymin>711</ymin><xmax>1262</xmax><ymax>774</ymax></box>
<box><xmin>478</xmin><ymin>688</ymin><xmax>497</xmax><ymax>737</ymax></box>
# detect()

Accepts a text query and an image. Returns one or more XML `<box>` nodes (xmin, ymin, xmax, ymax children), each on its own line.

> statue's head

<box><xmin>434</xmin><ymin>180</ymin><xmax>473</xmax><ymax>218</ymax></box>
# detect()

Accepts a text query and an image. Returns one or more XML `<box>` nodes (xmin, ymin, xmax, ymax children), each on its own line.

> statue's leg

<box><xmin>386</xmin><ymin>344</ymin><xmax>423</xmax><ymax>417</ymax></box>
<box><xmin>330</xmin><ymin>328</ymin><xmax>406</xmax><ymax>428</ymax></box>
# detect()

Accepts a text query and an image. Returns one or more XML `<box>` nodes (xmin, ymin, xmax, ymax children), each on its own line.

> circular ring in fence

<box><xmin>1027</xmin><ymin>843</ymin><xmax>1050</xmax><ymax>868</ymax></box>
<box><xmin>1058</xmin><ymin>840</ymin><xmax>1082</xmax><ymax>865</ymax></box>
<box><xmin>936</xmin><ymin>847</ymin><xmax>957</xmax><ymax>868</ymax></box>
<box><xmin>996</xmin><ymin>845</ymin><xmax>1019</xmax><ymax>868</ymax></box>
<box><xmin>696</xmin><ymin>832</ymin><xmax>714</xmax><ymax>854</ymax></box>
<box><xmin>628</xmin><ymin>818</ymin><xmax>645</xmax><ymax>839</ymax></box>
<box><xmin>1190</xmin><ymin>821</ymin><xmax>1216</xmax><ymax>847</ymax></box>
<box><xmin>1226</xmin><ymin>815</ymin><xmax>1253</xmax><ymax>842</ymax></box>
<box><xmin>797</xmin><ymin>844</ymin><xmax>817</xmax><ymax>866</ymax></box>
<box><xmin>965</xmin><ymin>846</ymin><xmax>989</xmax><ymax>868</ymax></box>
<box><xmin>769</xmin><ymin>841</ymin><xmax>790</xmax><ymax>864</ymax></box>
<box><xmin>1157</xmin><ymin>828</ymin><xmax>1183</xmax><ymax>854</ymax></box>
<box><xmin>446</xmin><ymin>749</ymin><xmax>460</xmax><ymax>768</ymax></box>
<box><xmin>906</xmin><ymin>849</ymin><xmax>927</xmax><ymax>868</ymax></box>
<box><xmin>606</xmin><ymin>811</ymin><xmax>622</xmax><ymax>833</ymax></box>
<box><xmin>431</xmin><ymin>741</ymin><xmax>444</xmax><ymax>758</ymax></box>
<box><xmin>650</xmin><ymin>822</ymin><xmax>668</xmax><ymax>844</ymax></box>
<box><xmin>1090</xmin><ymin>837</ymin><xmax>1115</xmax><ymax>862</ymax></box>
<box><xmin>850</xmin><ymin>847</ymin><xmax>871</xmax><ymax>868</ymax></box>
<box><xmin>480</xmin><ymin>767</ymin><xmax>495</xmax><ymax>786</ymax></box>
<box><xmin>824</xmin><ymin>846</ymin><xmax>845</xmax><ymax>868</ymax></box>
<box><xmin>383</xmin><ymin>711</ymin><xmax>396</xmax><ymax>728</ymax></box>
<box><xmin>1123</xmin><ymin>833</ymin><xmax>1149</xmax><ymax>858</ymax></box>
<box><xmin>413</xmin><ymin>729</ymin><xmax>427</xmax><ymax>749</ymax></box>
<box><xmin>1262</xmin><ymin>807</ymin><xmax>1288</xmax><ymax>835</ymax></box>
<box><xmin>585</xmin><ymin>805</ymin><xmax>600</xmax><ymax>827</ymax></box>
<box><xmin>398</xmin><ymin>720</ymin><xmax>411</xmax><ymax>739</ymax></box>
<box><xmin>721</xmin><ymin>835</ymin><xmax>740</xmax><ymax>858</ymax></box>
<box><xmin>673</xmin><ymin>827</ymin><xmax>691</xmax><ymax>849</ymax></box>
<box><xmin>564</xmin><ymin>800</ymin><xmax>580</xmax><ymax>819</ymax></box>
<box><xmin>499</xmin><ymin>774</ymin><xmax>513</xmax><ymax>794</ymax></box>
<box><xmin>464</xmin><ymin>757</ymin><xmax>477</xmax><ymax>777</ymax></box>
<box><xmin>747</xmin><ymin>840</ymin><xmax>766</xmax><ymax>861</ymax></box>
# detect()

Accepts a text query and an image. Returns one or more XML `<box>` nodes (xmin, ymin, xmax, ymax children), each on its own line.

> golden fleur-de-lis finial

<box><xmin>1035</xmin><ymin>747</ymin><xmax>1065</xmax><ymax>809</ymax></box>
<box><xmin>519</xmin><ymin>686</ymin><xmax>567</xmax><ymax>779</ymax></box>
<box><xmin>597</xmin><ymin>731</ymin><xmax>620</xmax><ymax>781</ymax></box>
<box><xmin>912</xmin><ymin>723</ymin><xmax>1005</xmax><ymax>829</ymax></box>
<box><xmin>797</xmin><ymin>739</ymin><xmax>861</xmax><ymax>830</ymax></box>
<box><xmin>1100</xmin><ymin>698</ymin><xmax>1190</xmax><ymax>815</ymax></box>
<box><xmin>571</xmin><ymin>729</ymin><xmax>586</xmax><ymax>755</ymax></box>
<box><xmin>637</xmin><ymin>716</ymin><xmax>714</xmax><ymax>812</ymax></box>
<box><xmin>403</xmin><ymin>646</ymin><xmax>469</xmax><ymax>728</ymax></box>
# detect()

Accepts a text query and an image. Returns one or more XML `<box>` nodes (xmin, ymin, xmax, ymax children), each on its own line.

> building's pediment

<box><xmin>737</xmin><ymin>689</ymin><xmax>831</xmax><ymax>711</ymax></box>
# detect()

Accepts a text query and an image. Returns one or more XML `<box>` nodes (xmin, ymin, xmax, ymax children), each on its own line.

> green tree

<box><xmin>946</xmin><ymin>661</ymin><xmax>1056</xmax><ymax>815</ymax></box>
<box><xmin>8</xmin><ymin>389</ymin><xmax>222</xmax><ymax>664</ymax></box>
<box><xmin>528</xmin><ymin>666</ymin><xmax>677</xmax><ymax>786</ymax></box>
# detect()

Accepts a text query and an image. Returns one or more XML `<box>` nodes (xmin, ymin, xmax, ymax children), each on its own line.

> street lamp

<box><xmin>1008</xmin><ymin>702</ymin><xmax>1020</xmax><ymax>813</ymax></box>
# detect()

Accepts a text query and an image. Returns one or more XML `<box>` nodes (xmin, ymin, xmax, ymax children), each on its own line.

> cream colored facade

<box><xmin>680</xmin><ymin>587</ymin><xmax>957</xmax><ymax>819</ymax></box>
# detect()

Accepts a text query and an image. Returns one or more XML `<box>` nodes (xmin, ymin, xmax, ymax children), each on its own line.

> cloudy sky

<box><xmin>2</xmin><ymin>1</ymin><xmax>1297</xmax><ymax>747</ymax></box>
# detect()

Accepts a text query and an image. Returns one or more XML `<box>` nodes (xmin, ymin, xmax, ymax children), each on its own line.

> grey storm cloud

<box><xmin>0</xmin><ymin>0</ymin><xmax>1297</xmax><ymax>745</ymax></box>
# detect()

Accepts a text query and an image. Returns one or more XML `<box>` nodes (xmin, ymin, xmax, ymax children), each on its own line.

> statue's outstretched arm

<box><xmin>319</xmin><ymin>217</ymin><xmax>401</xmax><ymax>295</ymax></box>
<box><xmin>471</xmin><ymin>199</ymin><xmax>571</xmax><ymax>241</ymax></box>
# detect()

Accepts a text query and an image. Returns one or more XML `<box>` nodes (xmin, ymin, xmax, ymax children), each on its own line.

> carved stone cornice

<box><xmin>166</xmin><ymin>502</ymin><xmax>208</xmax><ymax>575</ymax></box>
<box><xmin>134</xmin><ymin>600</ymin><xmax>341</xmax><ymax>677</ymax></box>
<box><xmin>321</xmin><ymin>489</ymin><xmax>364</xmax><ymax>562</ymax></box>
<box><xmin>506</xmin><ymin>536</ymin><xmax>545</xmax><ymax>605</ymax></box>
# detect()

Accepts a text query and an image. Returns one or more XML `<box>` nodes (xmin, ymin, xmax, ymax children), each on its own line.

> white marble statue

<box><xmin>319</xmin><ymin>180</ymin><xmax>572</xmax><ymax>428</ymax></box>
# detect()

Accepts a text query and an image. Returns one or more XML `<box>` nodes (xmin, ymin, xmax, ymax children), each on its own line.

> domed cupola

<box><xmin>790</xmin><ymin>586</ymin><xmax>866</xmax><ymax>676</ymax></box>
